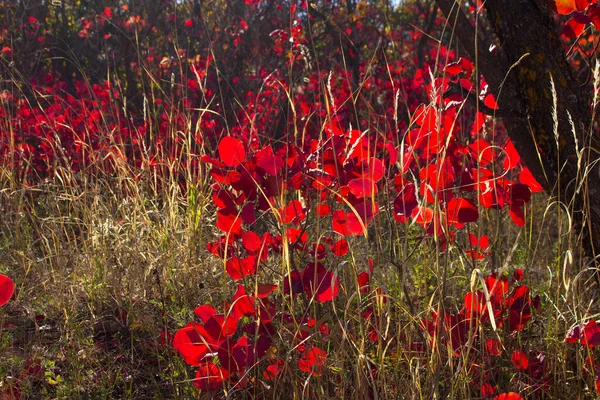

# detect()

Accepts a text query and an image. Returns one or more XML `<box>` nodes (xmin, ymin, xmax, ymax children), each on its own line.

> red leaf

<box><xmin>588</xmin><ymin>5</ymin><xmax>600</xmax><ymax>30</ymax></box>
<box><xmin>256</xmin><ymin>146</ymin><xmax>284</xmax><ymax>175</ymax></box>
<box><xmin>394</xmin><ymin>184</ymin><xmax>417</xmax><ymax>223</ymax></box>
<box><xmin>226</xmin><ymin>256</ymin><xmax>257</xmax><ymax>280</ymax></box>
<box><xmin>519</xmin><ymin>167</ymin><xmax>544</xmax><ymax>193</ymax></box>
<box><xmin>565</xmin><ymin>324</ymin><xmax>581</xmax><ymax>343</ymax></box>
<box><xmin>503</xmin><ymin>139</ymin><xmax>521</xmax><ymax>171</ymax></box>
<box><xmin>507</xmin><ymin>183</ymin><xmax>531</xmax><ymax>206</ymax></box>
<box><xmin>508</xmin><ymin>205</ymin><xmax>525</xmax><ymax>227</ymax></box>
<box><xmin>204</xmin><ymin>314</ymin><xmax>237</xmax><ymax>341</ymax></box>
<box><xmin>302</xmin><ymin>262</ymin><xmax>340</xmax><ymax>302</ymax></box>
<box><xmin>511</xmin><ymin>350</ymin><xmax>529</xmax><ymax>370</ymax></box>
<box><xmin>218</xmin><ymin>335</ymin><xmax>268</xmax><ymax>374</ymax></box>
<box><xmin>194</xmin><ymin>361</ymin><xmax>228</xmax><ymax>391</ymax></box>
<box><xmin>256</xmin><ymin>284</ymin><xmax>277</xmax><ymax>298</ymax></box>
<box><xmin>230</xmin><ymin>284</ymin><xmax>256</xmax><ymax>321</ymax></box>
<box><xmin>469</xmin><ymin>233</ymin><xmax>490</xmax><ymax>249</ymax></box>
<box><xmin>358</xmin><ymin>272</ymin><xmax>370</xmax><ymax>294</ymax></box>
<box><xmin>264</xmin><ymin>359</ymin><xmax>284</xmax><ymax>380</ymax></box>
<box><xmin>298</xmin><ymin>347</ymin><xmax>327</xmax><ymax>376</ymax></box>
<box><xmin>216</xmin><ymin>207</ymin><xmax>243</xmax><ymax>236</ymax></box>
<box><xmin>481</xmin><ymin>383</ymin><xmax>496</xmax><ymax>397</ymax></box>
<box><xmin>470</xmin><ymin>138</ymin><xmax>496</xmax><ymax>166</ymax></box>
<box><xmin>241</xmin><ymin>231</ymin><xmax>261</xmax><ymax>252</ymax></box>
<box><xmin>332</xmin><ymin>210</ymin><xmax>351</xmax><ymax>236</ymax></box>
<box><xmin>411</xmin><ymin>205</ymin><xmax>434</xmax><ymax>227</ymax></box>
<box><xmin>316</xmin><ymin>204</ymin><xmax>331</xmax><ymax>217</ymax></box>
<box><xmin>554</xmin><ymin>0</ymin><xmax>588</xmax><ymax>15</ymax></box>
<box><xmin>464</xmin><ymin>291</ymin><xmax>486</xmax><ymax>315</ymax></box>
<box><xmin>494</xmin><ymin>393</ymin><xmax>523</xmax><ymax>400</ymax></box>
<box><xmin>0</xmin><ymin>274</ymin><xmax>15</xmax><ymax>306</ymax></box>
<box><xmin>508</xmin><ymin>285</ymin><xmax>532</xmax><ymax>331</ymax></box>
<box><xmin>563</xmin><ymin>16</ymin><xmax>587</xmax><ymax>38</ymax></box>
<box><xmin>348</xmin><ymin>178</ymin><xmax>377</xmax><ymax>198</ymax></box>
<box><xmin>581</xmin><ymin>320</ymin><xmax>600</xmax><ymax>348</ymax></box>
<box><xmin>486</xmin><ymin>339</ymin><xmax>503</xmax><ymax>356</ymax></box>
<box><xmin>331</xmin><ymin>239</ymin><xmax>349</xmax><ymax>257</ymax></box>
<box><xmin>483</xmin><ymin>93</ymin><xmax>499</xmax><ymax>110</ymax></box>
<box><xmin>366</xmin><ymin>158</ymin><xmax>386</xmax><ymax>182</ymax></box>
<box><xmin>486</xmin><ymin>274</ymin><xmax>509</xmax><ymax>297</ymax></box>
<box><xmin>513</xmin><ymin>268</ymin><xmax>524</xmax><ymax>282</ymax></box>
<box><xmin>283</xmin><ymin>269</ymin><xmax>304</xmax><ymax>296</ymax></box>
<box><xmin>173</xmin><ymin>322</ymin><xmax>215</xmax><ymax>366</ymax></box>
<box><xmin>218</xmin><ymin>136</ymin><xmax>246</xmax><ymax>167</ymax></box>
<box><xmin>194</xmin><ymin>305</ymin><xmax>217</xmax><ymax>323</ymax></box>
<box><xmin>447</xmin><ymin>197</ymin><xmax>479</xmax><ymax>226</ymax></box>
<box><xmin>281</xmin><ymin>200</ymin><xmax>306</xmax><ymax>225</ymax></box>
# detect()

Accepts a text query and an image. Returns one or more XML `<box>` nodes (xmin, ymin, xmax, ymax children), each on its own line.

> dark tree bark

<box><xmin>435</xmin><ymin>0</ymin><xmax>600</xmax><ymax>266</ymax></box>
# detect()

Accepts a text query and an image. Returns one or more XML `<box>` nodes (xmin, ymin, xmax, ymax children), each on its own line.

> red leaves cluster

<box><xmin>420</xmin><ymin>269</ymin><xmax>546</xmax><ymax>397</ymax></box>
<box><xmin>426</xmin><ymin>270</ymin><xmax>538</xmax><ymax>346</ymax></box>
<box><xmin>565</xmin><ymin>319</ymin><xmax>600</xmax><ymax>394</ymax></box>
<box><xmin>173</xmin><ymin>284</ymin><xmax>275</xmax><ymax>391</ymax></box>
<box><xmin>283</xmin><ymin>262</ymin><xmax>340</xmax><ymax>303</ymax></box>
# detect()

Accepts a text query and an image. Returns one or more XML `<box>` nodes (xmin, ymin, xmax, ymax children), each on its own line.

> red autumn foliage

<box><xmin>6</xmin><ymin>0</ymin><xmax>585</xmax><ymax>395</ymax></box>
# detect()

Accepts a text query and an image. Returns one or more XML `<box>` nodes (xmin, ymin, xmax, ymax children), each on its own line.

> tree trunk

<box><xmin>435</xmin><ymin>0</ymin><xmax>600</xmax><ymax>266</ymax></box>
